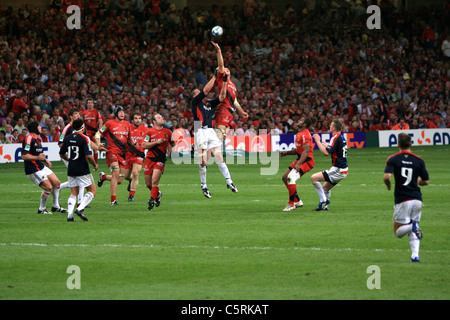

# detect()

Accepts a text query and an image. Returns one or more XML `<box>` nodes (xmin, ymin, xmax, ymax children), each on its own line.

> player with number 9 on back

<box><xmin>383</xmin><ymin>133</ymin><xmax>429</xmax><ymax>262</ymax></box>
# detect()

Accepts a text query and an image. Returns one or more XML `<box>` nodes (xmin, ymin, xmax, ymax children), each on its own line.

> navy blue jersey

<box><xmin>191</xmin><ymin>91</ymin><xmax>221</xmax><ymax>128</ymax></box>
<box><xmin>59</xmin><ymin>132</ymin><xmax>93</xmax><ymax>177</ymax></box>
<box><xmin>326</xmin><ymin>132</ymin><xmax>348</xmax><ymax>168</ymax></box>
<box><xmin>385</xmin><ymin>151</ymin><xmax>429</xmax><ymax>204</ymax></box>
<box><xmin>22</xmin><ymin>134</ymin><xmax>45</xmax><ymax>175</ymax></box>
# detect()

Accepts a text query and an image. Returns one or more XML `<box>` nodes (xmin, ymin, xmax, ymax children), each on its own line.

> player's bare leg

<box><xmin>127</xmin><ymin>164</ymin><xmax>142</xmax><ymax>202</ymax></box>
<box><xmin>109</xmin><ymin>163</ymin><xmax>121</xmax><ymax>205</ymax></box>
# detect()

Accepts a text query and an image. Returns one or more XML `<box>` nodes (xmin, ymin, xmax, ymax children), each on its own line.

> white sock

<box><xmin>78</xmin><ymin>186</ymin><xmax>85</xmax><ymax>204</ymax></box>
<box><xmin>325</xmin><ymin>190</ymin><xmax>331</xmax><ymax>201</ymax></box>
<box><xmin>51</xmin><ymin>186</ymin><xmax>60</xmax><ymax>208</ymax></box>
<box><xmin>60</xmin><ymin>181</ymin><xmax>69</xmax><ymax>189</ymax></box>
<box><xmin>67</xmin><ymin>195</ymin><xmax>76</xmax><ymax>219</ymax></box>
<box><xmin>199</xmin><ymin>164</ymin><xmax>207</xmax><ymax>189</ymax></box>
<box><xmin>287</xmin><ymin>169</ymin><xmax>300</xmax><ymax>184</ymax></box>
<box><xmin>218</xmin><ymin>162</ymin><xmax>232</xmax><ymax>185</ymax></box>
<box><xmin>78</xmin><ymin>192</ymin><xmax>94</xmax><ymax>211</ymax></box>
<box><xmin>395</xmin><ymin>224</ymin><xmax>412</xmax><ymax>238</ymax></box>
<box><xmin>312</xmin><ymin>181</ymin><xmax>327</xmax><ymax>202</ymax></box>
<box><xmin>409</xmin><ymin>232</ymin><xmax>420</xmax><ymax>258</ymax></box>
<box><xmin>40</xmin><ymin>191</ymin><xmax>50</xmax><ymax>210</ymax></box>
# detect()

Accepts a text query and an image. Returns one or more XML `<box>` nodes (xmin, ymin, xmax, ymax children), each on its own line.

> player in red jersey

<box><xmin>211</xmin><ymin>41</ymin><xmax>248</xmax><ymax>141</ymax></box>
<box><xmin>279</xmin><ymin>117</ymin><xmax>315</xmax><ymax>212</ymax></box>
<box><xmin>82</xmin><ymin>98</ymin><xmax>103</xmax><ymax>164</ymax></box>
<box><xmin>96</xmin><ymin>106</ymin><xmax>135</xmax><ymax>206</ymax></box>
<box><xmin>141</xmin><ymin>113</ymin><xmax>175</xmax><ymax>211</ymax></box>
<box><xmin>124</xmin><ymin>112</ymin><xmax>147</xmax><ymax>202</ymax></box>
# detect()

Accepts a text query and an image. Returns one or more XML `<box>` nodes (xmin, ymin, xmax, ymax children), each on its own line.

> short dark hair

<box><xmin>72</xmin><ymin>118</ymin><xmax>84</xmax><ymax>131</ymax></box>
<box><xmin>398</xmin><ymin>133</ymin><xmax>412</xmax><ymax>150</ymax></box>
<box><xmin>332</xmin><ymin>119</ymin><xmax>343</xmax><ymax>132</ymax></box>
<box><xmin>131</xmin><ymin>112</ymin><xmax>142</xmax><ymax>120</ymax></box>
<box><xmin>304</xmin><ymin>117</ymin><xmax>314</xmax><ymax>128</ymax></box>
<box><xmin>68</xmin><ymin>108</ymin><xmax>80</xmax><ymax>118</ymax></box>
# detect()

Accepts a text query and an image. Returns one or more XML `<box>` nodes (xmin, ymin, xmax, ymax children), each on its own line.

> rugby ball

<box><xmin>211</xmin><ymin>26</ymin><xmax>223</xmax><ymax>37</ymax></box>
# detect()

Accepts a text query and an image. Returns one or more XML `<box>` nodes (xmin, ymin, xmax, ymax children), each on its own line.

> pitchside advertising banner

<box><xmin>1</xmin><ymin>129</ymin><xmax>449</xmax><ymax>163</ymax></box>
<box><xmin>378</xmin><ymin>128</ymin><xmax>450</xmax><ymax>147</ymax></box>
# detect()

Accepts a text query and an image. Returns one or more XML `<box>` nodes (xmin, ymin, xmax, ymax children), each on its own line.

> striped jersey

<box><xmin>22</xmin><ymin>134</ymin><xmax>45</xmax><ymax>175</ymax></box>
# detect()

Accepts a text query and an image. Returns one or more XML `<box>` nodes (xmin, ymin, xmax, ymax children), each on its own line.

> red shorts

<box><xmin>106</xmin><ymin>152</ymin><xmax>127</xmax><ymax>168</ymax></box>
<box><xmin>125</xmin><ymin>155</ymin><xmax>144</xmax><ymax>169</ymax></box>
<box><xmin>144</xmin><ymin>158</ymin><xmax>165</xmax><ymax>175</ymax></box>
<box><xmin>289</xmin><ymin>158</ymin><xmax>315</xmax><ymax>176</ymax></box>
<box><xmin>215</xmin><ymin>107</ymin><xmax>234</xmax><ymax>127</ymax></box>
<box><xmin>85</xmin><ymin>131</ymin><xmax>96</xmax><ymax>141</ymax></box>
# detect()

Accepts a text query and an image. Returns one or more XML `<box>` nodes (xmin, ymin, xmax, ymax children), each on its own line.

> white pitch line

<box><xmin>0</xmin><ymin>242</ymin><xmax>448</xmax><ymax>254</ymax></box>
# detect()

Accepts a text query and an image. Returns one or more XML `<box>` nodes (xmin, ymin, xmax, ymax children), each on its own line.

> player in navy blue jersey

<box><xmin>311</xmin><ymin>119</ymin><xmax>349</xmax><ymax>211</ymax></box>
<box><xmin>58</xmin><ymin>108</ymin><xmax>86</xmax><ymax>204</ymax></box>
<box><xmin>383</xmin><ymin>133</ymin><xmax>429</xmax><ymax>262</ymax></box>
<box><xmin>60</xmin><ymin>119</ymin><xmax>101</xmax><ymax>222</ymax></box>
<box><xmin>191</xmin><ymin>70</ymin><xmax>238</xmax><ymax>198</ymax></box>
<box><xmin>21</xmin><ymin>121</ymin><xmax>67</xmax><ymax>215</ymax></box>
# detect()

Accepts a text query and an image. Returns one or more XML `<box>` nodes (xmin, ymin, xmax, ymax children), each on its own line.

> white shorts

<box><xmin>195</xmin><ymin>128</ymin><xmax>222</xmax><ymax>151</ymax></box>
<box><xmin>68</xmin><ymin>174</ymin><xmax>94</xmax><ymax>188</ymax></box>
<box><xmin>323</xmin><ymin>166</ymin><xmax>348</xmax><ymax>185</ymax></box>
<box><xmin>393</xmin><ymin>200</ymin><xmax>423</xmax><ymax>224</ymax></box>
<box><xmin>27</xmin><ymin>167</ymin><xmax>54</xmax><ymax>186</ymax></box>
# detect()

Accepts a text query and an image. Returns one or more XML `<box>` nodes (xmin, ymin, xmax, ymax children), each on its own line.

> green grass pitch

<box><xmin>0</xmin><ymin>146</ymin><xmax>448</xmax><ymax>300</ymax></box>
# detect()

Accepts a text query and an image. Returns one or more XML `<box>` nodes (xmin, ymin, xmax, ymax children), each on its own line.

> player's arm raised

<box><xmin>211</xmin><ymin>41</ymin><xmax>224</xmax><ymax>73</ymax></box>
<box><xmin>203</xmin><ymin>74</ymin><xmax>217</xmax><ymax>96</ymax></box>
<box><xmin>218</xmin><ymin>73</ymin><xmax>229</xmax><ymax>102</ymax></box>
<box><xmin>313</xmin><ymin>134</ymin><xmax>329</xmax><ymax>156</ymax></box>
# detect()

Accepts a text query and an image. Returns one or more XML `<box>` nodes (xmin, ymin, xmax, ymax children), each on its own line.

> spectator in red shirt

<box><xmin>11</xmin><ymin>92</ymin><xmax>29</xmax><ymax>121</ymax></box>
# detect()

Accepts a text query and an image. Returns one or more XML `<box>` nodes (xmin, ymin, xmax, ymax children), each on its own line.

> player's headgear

<box><xmin>27</xmin><ymin>121</ymin><xmax>40</xmax><ymax>134</ymax></box>
<box><xmin>114</xmin><ymin>106</ymin><xmax>124</xmax><ymax>118</ymax></box>
<box><xmin>73</xmin><ymin>118</ymin><xmax>85</xmax><ymax>132</ymax></box>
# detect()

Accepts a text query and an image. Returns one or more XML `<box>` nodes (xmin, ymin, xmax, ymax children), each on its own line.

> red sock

<box><xmin>94</xmin><ymin>152</ymin><xmax>98</xmax><ymax>164</ymax></box>
<box><xmin>286</xmin><ymin>183</ymin><xmax>297</xmax><ymax>205</ymax></box>
<box><xmin>111</xmin><ymin>195</ymin><xmax>116</xmax><ymax>202</ymax></box>
<box><xmin>129</xmin><ymin>190</ymin><xmax>136</xmax><ymax>197</ymax></box>
<box><xmin>151</xmin><ymin>187</ymin><xmax>159</xmax><ymax>200</ymax></box>
<box><xmin>102</xmin><ymin>174</ymin><xmax>107</xmax><ymax>181</ymax></box>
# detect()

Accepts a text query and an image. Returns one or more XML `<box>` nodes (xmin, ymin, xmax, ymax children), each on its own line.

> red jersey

<box><xmin>82</xmin><ymin>108</ymin><xmax>102</xmax><ymax>135</ymax></box>
<box><xmin>144</xmin><ymin>127</ymin><xmax>173</xmax><ymax>163</ymax></box>
<box><xmin>99</xmin><ymin>119</ymin><xmax>132</xmax><ymax>157</ymax></box>
<box><xmin>128</xmin><ymin>124</ymin><xmax>148</xmax><ymax>158</ymax></box>
<box><xmin>11</xmin><ymin>98</ymin><xmax>28</xmax><ymax>114</ymax></box>
<box><xmin>216</xmin><ymin>71</ymin><xmax>237</xmax><ymax>111</ymax></box>
<box><xmin>295</xmin><ymin>129</ymin><xmax>314</xmax><ymax>160</ymax></box>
